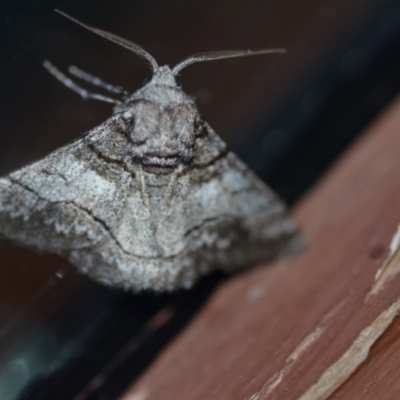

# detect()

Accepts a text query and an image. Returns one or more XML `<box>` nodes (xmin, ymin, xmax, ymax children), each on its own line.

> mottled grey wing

<box><xmin>0</xmin><ymin>116</ymin><xmax>300</xmax><ymax>292</ymax></box>
<box><xmin>158</xmin><ymin>120</ymin><xmax>302</xmax><ymax>274</ymax></box>
<box><xmin>0</xmin><ymin>114</ymin><xmax>133</xmax><ymax>261</ymax></box>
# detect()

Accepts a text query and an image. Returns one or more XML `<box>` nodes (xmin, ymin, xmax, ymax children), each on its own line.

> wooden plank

<box><xmin>120</xmin><ymin>94</ymin><xmax>400</xmax><ymax>400</ymax></box>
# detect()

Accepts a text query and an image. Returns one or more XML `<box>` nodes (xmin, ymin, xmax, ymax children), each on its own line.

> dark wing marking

<box><xmin>0</xmin><ymin>116</ymin><xmax>301</xmax><ymax>292</ymax></box>
<box><xmin>153</xmin><ymin>121</ymin><xmax>301</xmax><ymax>275</ymax></box>
<box><xmin>0</xmin><ymin>118</ymin><xmax>133</xmax><ymax>255</ymax></box>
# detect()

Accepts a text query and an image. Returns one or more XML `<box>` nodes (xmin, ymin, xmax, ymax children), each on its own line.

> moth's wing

<box><xmin>0</xmin><ymin>115</ymin><xmax>133</xmax><ymax>257</ymax></box>
<box><xmin>158</xmin><ymin>120</ymin><xmax>302</xmax><ymax>274</ymax></box>
<box><xmin>0</xmin><ymin>113</ymin><xmax>301</xmax><ymax>292</ymax></box>
<box><xmin>0</xmin><ymin>115</ymin><xmax>178</xmax><ymax>291</ymax></box>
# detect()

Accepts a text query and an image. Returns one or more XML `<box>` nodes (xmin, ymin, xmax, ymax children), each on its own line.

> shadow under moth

<box><xmin>0</xmin><ymin>11</ymin><xmax>301</xmax><ymax>292</ymax></box>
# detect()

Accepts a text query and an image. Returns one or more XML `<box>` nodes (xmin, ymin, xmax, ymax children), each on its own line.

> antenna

<box><xmin>55</xmin><ymin>10</ymin><xmax>159</xmax><ymax>74</ymax></box>
<box><xmin>55</xmin><ymin>11</ymin><xmax>286</xmax><ymax>79</ymax></box>
<box><xmin>172</xmin><ymin>49</ymin><xmax>286</xmax><ymax>75</ymax></box>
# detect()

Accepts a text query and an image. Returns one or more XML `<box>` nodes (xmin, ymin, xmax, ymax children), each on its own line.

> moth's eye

<box><xmin>129</xmin><ymin>121</ymin><xmax>148</xmax><ymax>145</ymax></box>
<box><xmin>122</xmin><ymin>112</ymin><xmax>135</xmax><ymax>126</ymax></box>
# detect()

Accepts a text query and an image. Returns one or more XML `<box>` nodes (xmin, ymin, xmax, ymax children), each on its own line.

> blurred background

<box><xmin>2</xmin><ymin>0</ymin><xmax>400</xmax><ymax>399</ymax></box>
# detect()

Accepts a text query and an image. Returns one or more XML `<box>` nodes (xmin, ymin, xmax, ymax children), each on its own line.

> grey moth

<box><xmin>0</xmin><ymin>11</ymin><xmax>301</xmax><ymax>292</ymax></box>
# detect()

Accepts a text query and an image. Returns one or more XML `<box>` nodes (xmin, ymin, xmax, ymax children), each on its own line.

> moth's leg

<box><xmin>156</xmin><ymin>167</ymin><xmax>182</xmax><ymax>234</ymax></box>
<box><xmin>163</xmin><ymin>167</ymin><xmax>181</xmax><ymax>209</ymax></box>
<box><xmin>68</xmin><ymin>65</ymin><xmax>128</xmax><ymax>95</ymax></box>
<box><xmin>136</xmin><ymin>166</ymin><xmax>151</xmax><ymax>217</ymax></box>
<box><xmin>43</xmin><ymin>61</ymin><xmax>121</xmax><ymax>105</ymax></box>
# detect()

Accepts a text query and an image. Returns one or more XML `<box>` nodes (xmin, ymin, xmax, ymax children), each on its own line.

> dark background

<box><xmin>1</xmin><ymin>0</ymin><xmax>400</xmax><ymax>399</ymax></box>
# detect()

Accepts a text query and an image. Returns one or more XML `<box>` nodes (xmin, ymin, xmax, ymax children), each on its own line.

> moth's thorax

<box><xmin>130</xmin><ymin>66</ymin><xmax>195</xmax><ymax>106</ymax></box>
<box><xmin>116</xmin><ymin>66</ymin><xmax>198</xmax><ymax>175</ymax></box>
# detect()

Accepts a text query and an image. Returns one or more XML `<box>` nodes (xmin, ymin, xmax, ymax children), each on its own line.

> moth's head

<box><xmin>106</xmin><ymin>60</ymin><xmax>198</xmax><ymax>175</ymax></box>
<box><xmin>111</xmin><ymin>63</ymin><xmax>197</xmax><ymax>175</ymax></box>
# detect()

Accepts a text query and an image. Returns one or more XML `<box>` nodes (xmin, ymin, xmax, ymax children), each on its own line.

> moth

<box><xmin>0</xmin><ymin>11</ymin><xmax>301</xmax><ymax>292</ymax></box>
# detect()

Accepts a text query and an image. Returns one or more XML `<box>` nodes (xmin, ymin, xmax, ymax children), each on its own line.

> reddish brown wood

<box><xmin>330</xmin><ymin>314</ymin><xmax>400</xmax><ymax>399</ymax></box>
<box><xmin>120</xmin><ymin>96</ymin><xmax>400</xmax><ymax>400</ymax></box>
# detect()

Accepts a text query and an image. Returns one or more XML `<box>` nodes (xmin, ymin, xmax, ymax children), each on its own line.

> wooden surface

<box><xmin>120</xmin><ymin>95</ymin><xmax>400</xmax><ymax>399</ymax></box>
